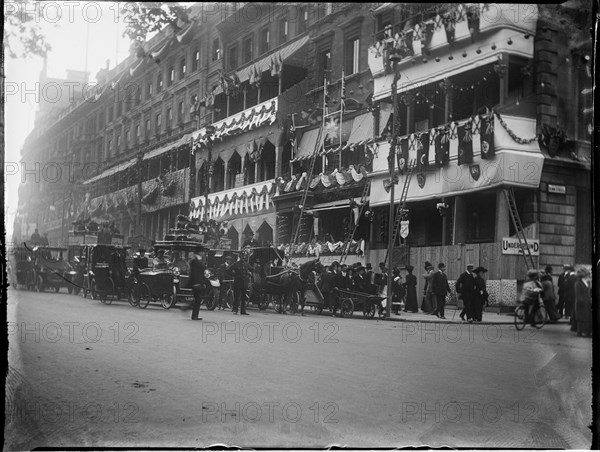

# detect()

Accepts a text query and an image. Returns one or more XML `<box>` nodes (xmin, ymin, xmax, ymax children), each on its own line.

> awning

<box><xmin>347</xmin><ymin>113</ymin><xmax>374</xmax><ymax>145</ymax></box>
<box><xmin>295</xmin><ymin>127</ymin><xmax>322</xmax><ymax>160</ymax></box>
<box><xmin>83</xmin><ymin>158</ymin><xmax>137</xmax><ymax>185</ymax></box>
<box><xmin>236</xmin><ymin>35</ymin><xmax>310</xmax><ymax>84</ymax></box>
<box><xmin>143</xmin><ymin>134</ymin><xmax>193</xmax><ymax>161</ymax></box>
<box><xmin>372</xmin><ymin>3</ymin><xmax>394</xmax><ymax>13</ymax></box>
<box><xmin>306</xmin><ymin>197</ymin><xmax>362</xmax><ymax>213</ymax></box>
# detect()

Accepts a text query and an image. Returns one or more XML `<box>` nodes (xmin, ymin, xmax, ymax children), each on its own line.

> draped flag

<box><xmin>480</xmin><ymin>112</ymin><xmax>495</xmax><ymax>159</ymax></box>
<box><xmin>457</xmin><ymin>122</ymin><xmax>474</xmax><ymax>165</ymax></box>
<box><xmin>435</xmin><ymin>127</ymin><xmax>450</xmax><ymax>167</ymax></box>
<box><xmin>417</xmin><ymin>132</ymin><xmax>429</xmax><ymax>170</ymax></box>
<box><xmin>397</xmin><ymin>138</ymin><xmax>409</xmax><ymax>174</ymax></box>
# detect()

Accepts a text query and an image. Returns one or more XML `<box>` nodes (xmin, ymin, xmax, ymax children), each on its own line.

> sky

<box><xmin>4</xmin><ymin>1</ymin><xmax>132</xmax><ymax>238</ymax></box>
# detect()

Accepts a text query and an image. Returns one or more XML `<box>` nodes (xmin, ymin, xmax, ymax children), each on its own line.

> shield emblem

<box><xmin>417</xmin><ymin>172</ymin><xmax>426</xmax><ymax>188</ymax></box>
<box><xmin>400</xmin><ymin>220</ymin><xmax>409</xmax><ymax>239</ymax></box>
<box><xmin>470</xmin><ymin>164</ymin><xmax>481</xmax><ymax>181</ymax></box>
<box><xmin>398</xmin><ymin>157</ymin><xmax>406</xmax><ymax>171</ymax></box>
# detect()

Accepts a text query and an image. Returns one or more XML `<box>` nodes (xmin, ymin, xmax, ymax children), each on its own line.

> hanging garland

<box><xmin>494</xmin><ymin>111</ymin><xmax>538</xmax><ymax>144</ymax></box>
<box><xmin>141</xmin><ymin>184</ymin><xmax>160</xmax><ymax>205</ymax></box>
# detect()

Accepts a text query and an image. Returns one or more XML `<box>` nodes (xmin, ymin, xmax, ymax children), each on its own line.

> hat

<box><xmin>474</xmin><ymin>266</ymin><xmax>488</xmax><ymax>274</ymax></box>
<box><xmin>406</xmin><ymin>265</ymin><xmax>414</xmax><ymax>272</ymax></box>
<box><xmin>438</xmin><ymin>263</ymin><xmax>445</xmax><ymax>269</ymax></box>
<box><xmin>527</xmin><ymin>269</ymin><xmax>539</xmax><ymax>279</ymax></box>
<box><xmin>467</xmin><ymin>263</ymin><xmax>474</xmax><ymax>268</ymax></box>
<box><xmin>355</xmin><ymin>265</ymin><xmax>365</xmax><ymax>272</ymax></box>
<box><xmin>424</xmin><ymin>261</ymin><xmax>433</xmax><ymax>270</ymax></box>
<box><xmin>366</xmin><ymin>263</ymin><xmax>373</xmax><ymax>270</ymax></box>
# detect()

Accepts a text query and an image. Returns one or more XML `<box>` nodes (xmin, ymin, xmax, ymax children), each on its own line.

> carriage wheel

<box><xmin>340</xmin><ymin>298</ymin><xmax>354</xmax><ymax>318</ymax></box>
<box><xmin>129</xmin><ymin>283</ymin><xmax>140</xmax><ymax>307</ymax></box>
<box><xmin>161</xmin><ymin>286</ymin><xmax>177</xmax><ymax>310</ymax></box>
<box><xmin>204</xmin><ymin>287</ymin><xmax>218</xmax><ymax>311</ymax></box>
<box><xmin>363</xmin><ymin>302</ymin><xmax>376</xmax><ymax>319</ymax></box>
<box><xmin>136</xmin><ymin>283</ymin><xmax>151</xmax><ymax>309</ymax></box>
<box><xmin>514</xmin><ymin>304</ymin><xmax>527</xmax><ymax>331</ymax></box>
<box><xmin>90</xmin><ymin>279</ymin><xmax>98</xmax><ymax>300</ymax></box>
<box><xmin>285</xmin><ymin>292</ymin><xmax>300</xmax><ymax>314</ymax></box>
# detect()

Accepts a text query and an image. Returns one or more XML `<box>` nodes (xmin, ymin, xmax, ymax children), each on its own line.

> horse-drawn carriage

<box><xmin>131</xmin><ymin>241</ymin><xmax>219</xmax><ymax>310</ymax></box>
<box><xmin>31</xmin><ymin>246</ymin><xmax>78</xmax><ymax>293</ymax></box>
<box><xmin>79</xmin><ymin>244</ymin><xmax>131</xmax><ymax>303</ymax></box>
<box><xmin>334</xmin><ymin>288</ymin><xmax>386</xmax><ymax>319</ymax></box>
<box><xmin>10</xmin><ymin>245</ymin><xmax>35</xmax><ymax>290</ymax></box>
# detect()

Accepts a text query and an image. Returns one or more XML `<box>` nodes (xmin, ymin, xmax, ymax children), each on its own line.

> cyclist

<box><xmin>519</xmin><ymin>269</ymin><xmax>544</xmax><ymax>324</ymax></box>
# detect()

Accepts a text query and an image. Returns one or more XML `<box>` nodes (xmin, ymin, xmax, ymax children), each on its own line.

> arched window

<box><xmin>227</xmin><ymin>152</ymin><xmax>242</xmax><ymax>189</ymax></box>
<box><xmin>260</xmin><ymin>140</ymin><xmax>276</xmax><ymax>181</ymax></box>
<box><xmin>211</xmin><ymin>157</ymin><xmax>225</xmax><ymax>192</ymax></box>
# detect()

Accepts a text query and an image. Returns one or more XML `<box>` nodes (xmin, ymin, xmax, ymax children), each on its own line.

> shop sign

<box><xmin>501</xmin><ymin>237</ymin><xmax>539</xmax><ymax>256</ymax></box>
<box><xmin>548</xmin><ymin>184</ymin><xmax>566</xmax><ymax>194</ymax></box>
<box><xmin>84</xmin><ymin>234</ymin><xmax>98</xmax><ymax>245</ymax></box>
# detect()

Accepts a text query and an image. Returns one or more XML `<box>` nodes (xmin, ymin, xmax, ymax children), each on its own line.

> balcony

<box><xmin>369</xmin><ymin>113</ymin><xmax>544</xmax><ymax>206</ymax></box>
<box><xmin>369</xmin><ymin>4</ymin><xmax>538</xmax><ymax>100</ymax></box>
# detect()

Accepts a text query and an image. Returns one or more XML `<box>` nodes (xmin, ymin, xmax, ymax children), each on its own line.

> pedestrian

<box><xmin>431</xmin><ymin>263</ymin><xmax>451</xmax><ymax>319</ymax></box>
<box><xmin>557</xmin><ymin>264</ymin><xmax>571</xmax><ymax>318</ymax></box>
<box><xmin>188</xmin><ymin>250</ymin><xmax>207</xmax><ymax>321</ymax></box>
<box><xmin>404</xmin><ymin>265</ymin><xmax>418</xmax><ymax>313</ymax></box>
<box><xmin>539</xmin><ymin>267</ymin><xmax>560</xmax><ymax>322</ymax></box>
<box><xmin>319</xmin><ymin>262</ymin><xmax>337</xmax><ymax>313</ymax></box>
<box><xmin>153</xmin><ymin>249</ymin><xmax>169</xmax><ymax>270</ymax></box>
<box><xmin>345</xmin><ymin>268</ymin><xmax>356</xmax><ymax>291</ymax></box>
<box><xmin>422</xmin><ymin>261</ymin><xmax>435</xmax><ymax>314</ymax></box>
<box><xmin>573</xmin><ymin>265</ymin><xmax>592</xmax><ymax>337</ymax></box>
<box><xmin>456</xmin><ymin>264</ymin><xmax>476</xmax><ymax>322</ymax></box>
<box><xmin>30</xmin><ymin>228</ymin><xmax>41</xmax><ymax>246</ymax></box>
<box><xmin>331</xmin><ymin>261</ymin><xmax>346</xmax><ymax>317</ymax></box>
<box><xmin>376</xmin><ymin>262</ymin><xmax>388</xmax><ymax>298</ymax></box>
<box><xmin>353</xmin><ymin>265</ymin><xmax>369</xmax><ymax>293</ymax></box>
<box><xmin>520</xmin><ymin>270</ymin><xmax>543</xmax><ymax>323</ymax></box>
<box><xmin>391</xmin><ymin>268</ymin><xmax>404</xmax><ymax>315</ymax></box>
<box><xmin>564</xmin><ymin>266</ymin><xmax>577</xmax><ymax>321</ymax></box>
<box><xmin>225</xmin><ymin>255</ymin><xmax>249</xmax><ymax>315</ymax></box>
<box><xmin>472</xmin><ymin>267</ymin><xmax>489</xmax><ymax>322</ymax></box>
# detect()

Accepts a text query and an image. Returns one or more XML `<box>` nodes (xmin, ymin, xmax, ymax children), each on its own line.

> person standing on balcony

<box><xmin>431</xmin><ymin>263</ymin><xmax>451</xmax><ymax>319</ymax></box>
<box><xmin>456</xmin><ymin>264</ymin><xmax>476</xmax><ymax>322</ymax></box>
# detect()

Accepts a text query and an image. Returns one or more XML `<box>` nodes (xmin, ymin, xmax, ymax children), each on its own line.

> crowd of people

<box><xmin>520</xmin><ymin>264</ymin><xmax>592</xmax><ymax>337</ymax></box>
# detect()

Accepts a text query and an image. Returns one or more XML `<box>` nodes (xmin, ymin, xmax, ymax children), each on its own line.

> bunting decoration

<box><xmin>480</xmin><ymin>112</ymin><xmax>495</xmax><ymax>159</ymax></box>
<box><xmin>269</xmin><ymin>53</ymin><xmax>283</xmax><ymax>77</ymax></box>
<box><xmin>457</xmin><ymin>121</ymin><xmax>474</xmax><ymax>165</ymax></box>
<box><xmin>435</xmin><ymin>127</ymin><xmax>450</xmax><ymax>167</ymax></box>
<box><xmin>397</xmin><ymin>138</ymin><xmax>409</xmax><ymax>174</ymax></box>
<box><xmin>249</xmin><ymin>66</ymin><xmax>262</xmax><ymax>87</ymax></box>
<box><xmin>466</xmin><ymin>4</ymin><xmax>480</xmax><ymax>40</ymax></box>
<box><xmin>417</xmin><ymin>132</ymin><xmax>429</xmax><ymax>170</ymax></box>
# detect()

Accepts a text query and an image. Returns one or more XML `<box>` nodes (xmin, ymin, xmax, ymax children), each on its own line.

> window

<box><xmin>147</xmin><ymin>80</ymin><xmax>153</xmax><ymax>99</ymax></box>
<box><xmin>228</xmin><ymin>45</ymin><xmax>238</xmax><ymax>71</ymax></box>
<box><xmin>116</xmin><ymin>135</ymin><xmax>121</xmax><ymax>152</ymax></box>
<box><xmin>212</xmin><ymin>38</ymin><xmax>221</xmax><ymax>61</ymax></box>
<box><xmin>298</xmin><ymin>6</ymin><xmax>308</xmax><ymax>33</ymax></box>
<box><xmin>156</xmin><ymin>73</ymin><xmax>163</xmax><ymax>92</ymax></box>
<box><xmin>107</xmin><ymin>139</ymin><xmax>112</xmax><ymax>155</ymax></box>
<box><xmin>376</xmin><ymin>13</ymin><xmax>393</xmax><ymax>39</ymax></box>
<box><xmin>166</xmin><ymin>108</ymin><xmax>173</xmax><ymax>128</ymax></box>
<box><xmin>278</xmin><ymin>17</ymin><xmax>288</xmax><ymax>44</ymax></box>
<box><xmin>178</xmin><ymin>100</ymin><xmax>184</xmax><ymax>123</ymax></box>
<box><xmin>179</xmin><ymin>58</ymin><xmax>186</xmax><ymax>79</ymax></box>
<box><xmin>135</xmin><ymin>125</ymin><xmax>140</xmax><ymax>142</ymax></box>
<box><xmin>345</xmin><ymin>37</ymin><xmax>360</xmax><ymax>75</ymax></box>
<box><xmin>259</xmin><ymin>26</ymin><xmax>270</xmax><ymax>55</ymax></box>
<box><xmin>125</xmin><ymin>129</ymin><xmax>130</xmax><ymax>148</ymax></box>
<box><xmin>243</xmin><ymin>36</ymin><xmax>253</xmax><ymax>64</ymax></box>
<box><xmin>115</xmin><ymin>101</ymin><xmax>122</xmax><ymax>118</ymax></box>
<box><xmin>107</xmin><ymin>105</ymin><xmax>113</xmax><ymax>123</ymax></box>
<box><xmin>145</xmin><ymin>119</ymin><xmax>151</xmax><ymax>138</ymax></box>
<box><xmin>168</xmin><ymin>66</ymin><xmax>175</xmax><ymax>86</ymax></box>
<box><xmin>155</xmin><ymin>112</ymin><xmax>162</xmax><ymax>134</ymax></box>
<box><xmin>192</xmin><ymin>49</ymin><xmax>200</xmax><ymax>71</ymax></box>
<box><xmin>318</xmin><ymin>50</ymin><xmax>332</xmax><ymax>82</ymax></box>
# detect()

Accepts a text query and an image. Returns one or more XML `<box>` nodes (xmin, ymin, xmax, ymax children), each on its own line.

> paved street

<box><xmin>5</xmin><ymin>288</ymin><xmax>592</xmax><ymax>449</ymax></box>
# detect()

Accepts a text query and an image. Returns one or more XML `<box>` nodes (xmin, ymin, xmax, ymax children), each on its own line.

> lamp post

<box><xmin>135</xmin><ymin>151</ymin><xmax>144</xmax><ymax>235</ymax></box>
<box><xmin>386</xmin><ymin>70</ymin><xmax>402</xmax><ymax>319</ymax></box>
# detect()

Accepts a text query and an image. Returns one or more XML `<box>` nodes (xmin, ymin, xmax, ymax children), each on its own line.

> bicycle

<box><xmin>514</xmin><ymin>296</ymin><xmax>548</xmax><ymax>330</ymax></box>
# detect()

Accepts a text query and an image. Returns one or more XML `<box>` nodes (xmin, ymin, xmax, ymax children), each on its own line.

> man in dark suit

<box><xmin>456</xmin><ymin>264</ymin><xmax>476</xmax><ymax>322</ymax></box>
<box><xmin>353</xmin><ymin>265</ymin><xmax>369</xmax><ymax>293</ymax></box>
<box><xmin>226</xmin><ymin>255</ymin><xmax>249</xmax><ymax>315</ymax></box>
<box><xmin>319</xmin><ymin>262</ymin><xmax>336</xmax><ymax>312</ymax></box>
<box><xmin>431</xmin><ymin>262</ymin><xmax>451</xmax><ymax>319</ymax></box>
<box><xmin>188</xmin><ymin>250</ymin><xmax>207</xmax><ymax>321</ymax></box>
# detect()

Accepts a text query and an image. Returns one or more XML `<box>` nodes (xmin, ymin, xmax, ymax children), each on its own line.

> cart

<box><xmin>334</xmin><ymin>288</ymin><xmax>386</xmax><ymax>319</ymax></box>
<box><xmin>11</xmin><ymin>245</ymin><xmax>35</xmax><ymax>290</ymax></box>
<box><xmin>79</xmin><ymin>244</ymin><xmax>131</xmax><ymax>303</ymax></box>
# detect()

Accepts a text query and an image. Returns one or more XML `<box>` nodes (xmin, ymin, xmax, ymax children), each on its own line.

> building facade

<box><xmin>15</xmin><ymin>3</ymin><xmax>592</xmax><ymax>305</ymax></box>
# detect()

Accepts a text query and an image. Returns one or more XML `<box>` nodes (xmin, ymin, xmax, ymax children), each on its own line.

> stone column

<box><xmin>275</xmin><ymin>144</ymin><xmax>282</xmax><ymax>178</ymax></box>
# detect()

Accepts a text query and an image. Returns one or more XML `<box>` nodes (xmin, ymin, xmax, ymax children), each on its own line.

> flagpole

<box><xmin>386</xmin><ymin>70</ymin><xmax>401</xmax><ymax>319</ymax></box>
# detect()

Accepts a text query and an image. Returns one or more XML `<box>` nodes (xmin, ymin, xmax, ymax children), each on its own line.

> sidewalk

<box><xmin>302</xmin><ymin>305</ymin><xmax>570</xmax><ymax>325</ymax></box>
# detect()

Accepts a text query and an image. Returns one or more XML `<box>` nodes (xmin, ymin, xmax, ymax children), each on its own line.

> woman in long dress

<box><xmin>404</xmin><ymin>265</ymin><xmax>418</xmax><ymax>313</ymax></box>
<box><xmin>421</xmin><ymin>262</ymin><xmax>435</xmax><ymax>313</ymax></box>
<box><xmin>574</xmin><ymin>265</ymin><xmax>592</xmax><ymax>337</ymax></box>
